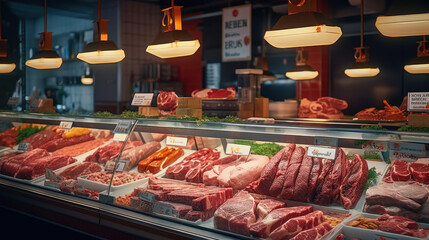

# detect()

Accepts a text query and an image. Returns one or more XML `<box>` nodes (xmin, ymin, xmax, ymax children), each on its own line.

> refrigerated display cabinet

<box><xmin>0</xmin><ymin>112</ymin><xmax>428</xmax><ymax>240</ymax></box>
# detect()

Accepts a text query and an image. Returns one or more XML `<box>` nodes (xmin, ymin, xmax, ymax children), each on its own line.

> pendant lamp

<box><xmin>345</xmin><ymin>0</ymin><xmax>380</xmax><ymax>78</ymax></box>
<box><xmin>0</xmin><ymin>1</ymin><xmax>15</xmax><ymax>73</ymax></box>
<box><xmin>286</xmin><ymin>48</ymin><xmax>319</xmax><ymax>80</ymax></box>
<box><xmin>81</xmin><ymin>64</ymin><xmax>93</xmax><ymax>85</ymax></box>
<box><xmin>25</xmin><ymin>0</ymin><xmax>62</xmax><ymax>69</ymax></box>
<box><xmin>77</xmin><ymin>0</ymin><xmax>125</xmax><ymax>64</ymax></box>
<box><xmin>264</xmin><ymin>0</ymin><xmax>342</xmax><ymax>49</ymax></box>
<box><xmin>404</xmin><ymin>36</ymin><xmax>429</xmax><ymax>74</ymax></box>
<box><xmin>375</xmin><ymin>0</ymin><xmax>429</xmax><ymax>37</ymax></box>
<box><xmin>146</xmin><ymin>0</ymin><xmax>200</xmax><ymax>58</ymax></box>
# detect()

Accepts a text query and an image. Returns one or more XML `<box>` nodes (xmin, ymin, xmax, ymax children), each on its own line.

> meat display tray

<box><xmin>77</xmin><ymin>175</ymin><xmax>149</xmax><ymax>192</ymax></box>
<box><xmin>331</xmin><ymin>213</ymin><xmax>429</xmax><ymax>240</ymax></box>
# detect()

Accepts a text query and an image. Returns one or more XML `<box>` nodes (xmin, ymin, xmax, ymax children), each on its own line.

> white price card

<box><xmin>361</xmin><ymin>141</ymin><xmax>388</xmax><ymax>152</ymax></box>
<box><xmin>314</xmin><ymin>137</ymin><xmax>338</xmax><ymax>147</ymax></box>
<box><xmin>105</xmin><ymin>160</ymin><xmax>129</xmax><ymax>172</ymax></box>
<box><xmin>113</xmin><ymin>133</ymin><xmax>128</xmax><ymax>142</ymax></box>
<box><xmin>131</xmin><ymin>93</ymin><xmax>154</xmax><ymax>106</ymax></box>
<box><xmin>165</xmin><ymin>136</ymin><xmax>188</xmax><ymax>147</ymax></box>
<box><xmin>59</xmin><ymin>121</ymin><xmax>73</xmax><ymax>129</ymax></box>
<box><xmin>307</xmin><ymin>146</ymin><xmax>337</xmax><ymax>160</ymax></box>
<box><xmin>113</xmin><ymin>120</ymin><xmax>132</xmax><ymax>134</ymax></box>
<box><xmin>17</xmin><ymin>142</ymin><xmax>30</xmax><ymax>151</ymax></box>
<box><xmin>225</xmin><ymin>143</ymin><xmax>251</xmax><ymax>155</ymax></box>
<box><xmin>408</xmin><ymin>92</ymin><xmax>429</xmax><ymax>112</ymax></box>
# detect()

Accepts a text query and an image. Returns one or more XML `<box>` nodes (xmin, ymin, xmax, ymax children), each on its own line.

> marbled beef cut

<box><xmin>255</xmin><ymin>147</ymin><xmax>287</xmax><ymax>195</ymax></box>
<box><xmin>291</xmin><ymin>148</ymin><xmax>313</xmax><ymax>202</ymax></box>
<box><xmin>280</xmin><ymin>147</ymin><xmax>305</xmax><ymax>200</ymax></box>
<box><xmin>157</xmin><ymin>91</ymin><xmax>178</xmax><ymax>116</ymax></box>
<box><xmin>269</xmin><ymin>144</ymin><xmax>296</xmax><ymax>196</ymax></box>
<box><xmin>410</xmin><ymin>162</ymin><xmax>429</xmax><ymax>184</ymax></box>
<box><xmin>289</xmin><ymin>222</ymin><xmax>332</xmax><ymax>240</ymax></box>
<box><xmin>269</xmin><ymin>210</ymin><xmax>324</xmax><ymax>240</ymax></box>
<box><xmin>391</xmin><ymin>160</ymin><xmax>411</xmax><ymax>181</ymax></box>
<box><xmin>340</xmin><ymin>154</ymin><xmax>368</xmax><ymax>209</ymax></box>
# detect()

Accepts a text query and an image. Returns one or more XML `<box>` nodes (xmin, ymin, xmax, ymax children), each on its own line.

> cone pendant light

<box><xmin>0</xmin><ymin>0</ymin><xmax>15</xmax><ymax>73</ymax></box>
<box><xmin>77</xmin><ymin>0</ymin><xmax>125</xmax><ymax>64</ymax></box>
<box><xmin>404</xmin><ymin>36</ymin><xmax>429</xmax><ymax>74</ymax></box>
<box><xmin>286</xmin><ymin>48</ymin><xmax>319</xmax><ymax>80</ymax></box>
<box><xmin>25</xmin><ymin>0</ymin><xmax>62</xmax><ymax>69</ymax></box>
<box><xmin>146</xmin><ymin>0</ymin><xmax>200</xmax><ymax>58</ymax></box>
<box><xmin>345</xmin><ymin>0</ymin><xmax>380</xmax><ymax>78</ymax></box>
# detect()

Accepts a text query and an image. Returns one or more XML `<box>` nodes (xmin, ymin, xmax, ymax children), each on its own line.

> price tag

<box><xmin>105</xmin><ymin>160</ymin><xmax>129</xmax><ymax>172</ymax></box>
<box><xmin>165</xmin><ymin>136</ymin><xmax>188</xmax><ymax>147</ymax></box>
<box><xmin>59</xmin><ymin>121</ymin><xmax>73</xmax><ymax>129</ymax></box>
<box><xmin>152</xmin><ymin>201</ymin><xmax>179</xmax><ymax>217</ymax></box>
<box><xmin>140</xmin><ymin>190</ymin><xmax>157</xmax><ymax>203</ymax></box>
<box><xmin>131</xmin><ymin>93</ymin><xmax>154</xmax><ymax>106</ymax></box>
<box><xmin>314</xmin><ymin>137</ymin><xmax>338</xmax><ymax>147</ymax></box>
<box><xmin>113</xmin><ymin>133</ymin><xmax>128</xmax><ymax>142</ymax></box>
<box><xmin>389</xmin><ymin>142</ymin><xmax>426</xmax><ymax>162</ymax></box>
<box><xmin>113</xmin><ymin>120</ymin><xmax>132</xmax><ymax>134</ymax></box>
<box><xmin>361</xmin><ymin>141</ymin><xmax>389</xmax><ymax>152</ymax></box>
<box><xmin>408</xmin><ymin>92</ymin><xmax>429</xmax><ymax>112</ymax></box>
<box><xmin>17</xmin><ymin>142</ymin><xmax>30</xmax><ymax>151</ymax></box>
<box><xmin>225</xmin><ymin>143</ymin><xmax>251</xmax><ymax>155</ymax></box>
<box><xmin>307</xmin><ymin>146</ymin><xmax>337</xmax><ymax>160</ymax></box>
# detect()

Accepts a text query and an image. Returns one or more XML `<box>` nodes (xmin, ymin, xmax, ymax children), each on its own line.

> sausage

<box><xmin>147</xmin><ymin>148</ymin><xmax>184</xmax><ymax>174</ymax></box>
<box><xmin>137</xmin><ymin>147</ymin><xmax>168</xmax><ymax>173</ymax></box>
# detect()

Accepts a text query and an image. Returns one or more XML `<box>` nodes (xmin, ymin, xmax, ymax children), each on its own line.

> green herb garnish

<box><xmin>362</xmin><ymin>151</ymin><xmax>382</xmax><ymax>160</ymax></box>
<box><xmin>16</xmin><ymin>125</ymin><xmax>46</xmax><ymax>144</ymax></box>
<box><xmin>91</xmin><ymin>111</ymin><xmax>114</xmax><ymax>117</ymax></box>
<box><xmin>365</xmin><ymin>167</ymin><xmax>380</xmax><ymax>190</ymax></box>
<box><xmin>397</xmin><ymin>125</ymin><xmax>429</xmax><ymax>133</ymax></box>
<box><xmin>234</xmin><ymin>140</ymin><xmax>283</xmax><ymax>157</ymax></box>
<box><xmin>120</xmin><ymin>110</ymin><xmax>145</xmax><ymax>118</ymax></box>
<box><xmin>360</xmin><ymin>125</ymin><xmax>387</xmax><ymax>131</ymax></box>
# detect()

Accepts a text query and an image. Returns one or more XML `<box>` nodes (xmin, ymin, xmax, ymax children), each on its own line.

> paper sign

<box><xmin>314</xmin><ymin>137</ymin><xmax>339</xmax><ymax>147</ymax></box>
<box><xmin>113</xmin><ymin>120</ymin><xmax>132</xmax><ymax>134</ymax></box>
<box><xmin>131</xmin><ymin>93</ymin><xmax>154</xmax><ymax>107</ymax></box>
<box><xmin>166</xmin><ymin>136</ymin><xmax>188</xmax><ymax>147</ymax></box>
<box><xmin>113</xmin><ymin>133</ymin><xmax>128</xmax><ymax>142</ymax></box>
<box><xmin>361</xmin><ymin>141</ymin><xmax>389</xmax><ymax>152</ymax></box>
<box><xmin>408</xmin><ymin>92</ymin><xmax>429</xmax><ymax>112</ymax></box>
<box><xmin>105</xmin><ymin>160</ymin><xmax>129</xmax><ymax>172</ymax></box>
<box><xmin>17</xmin><ymin>142</ymin><xmax>30</xmax><ymax>151</ymax></box>
<box><xmin>140</xmin><ymin>191</ymin><xmax>157</xmax><ymax>203</ymax></box>
<box><xmin>225</xmin><ymin>143</ymin><xmax>251</xmax><ymax>155</ymax></box>
<box><xmin>59</xmin><ymin>121</ymin><xmax>73</xmax><ymax>129</ymax></box>
<box><xmin>152</xmin><ymin>202</ymin><xmax>179</xmax><ymax>217</ymax></box>
<box><xmin>389</xmin><ymin>142</ymin><xmax>426</xmax><ymax>156</ymax></box>
<box><xmin>390</xmin><ymin>151</ymin><xmax>420</xmax><ymax>162</ymax></box>
<box><xmin>307</xmin><ymin>146</ymin><xmax>337</xmax><ymax>160</ymax></box>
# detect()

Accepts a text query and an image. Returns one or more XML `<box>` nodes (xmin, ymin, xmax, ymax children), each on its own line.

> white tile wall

<box><xmin>62</xmin><ymin>85</ymin><xmax>94</xmax><ymax>114</ymax></box>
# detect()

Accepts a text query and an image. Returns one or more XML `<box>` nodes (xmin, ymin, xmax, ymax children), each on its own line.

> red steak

<box><xmin>280</xmin><ymin>147</ymin><xmax>305</xmax><ymax>200</ymax></box>
<box><xmin>291</xmin><ymin>148</ymin><xmax>313</xmax><ymax>202</ymax></box>
<box><xmin>340</xmin><ymin>154</ymin><xmax>368</xmax><ymax>209</ymax></box>
<box><xmin>256</xmin><ymin>199</ymin><xmax>285</xmax><ymax>221</ymax></box>
<box><xmin>269</xmin><ymin>210</ymin><xmax>324</xmax><ymax>240</ymax></box>
<box><xmin>269</xmin><ymin>144</ymin><xmax>296</xmax><ymax>196</ymax></box>
<box><xmin>255</xmin><ymin>147</ymin><xmax>286</xmax><ymax>195</ymax></box>
<box><xmin>290</xmin><ymin>222</ymin><xmax>332</xmax><ymax>240</ymax></box>
<box><xmin>410</xmin><ymin>162</ymin><xmax>429</xmax><ymax>184</ymax></box>
<box><xmin>391</xmin><ymin>160</ymin><xmax>411</xmax><ymax>181</ymax></box>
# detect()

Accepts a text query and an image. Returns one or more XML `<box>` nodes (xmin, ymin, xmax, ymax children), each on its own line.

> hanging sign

<box><xmin>408</xmin><ymin>92</ymin><xmax>429</xmax><ymax>112</ymax></box>
<box><xmin>225</xmin><ymin>143</ymin><xmax>251</xmax><ymax>155</ymax></box>
<box><xmin>222</xmin><ymin>4</ymin><xmax>252</xmax><ymax>62</ymax></box>
<box><xmin>307</xmin><ymin>146</ymin><xmax>337</xmax><ymax>160</ymax></box>
<box><xmin>131</xmin><ymin>93</ymin><xmax>154</xmax><ymax>107</ymax></box>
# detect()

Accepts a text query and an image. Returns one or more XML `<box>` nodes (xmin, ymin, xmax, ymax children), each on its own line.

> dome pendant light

<box><xmin>81</xmin><ymin>64</ymin><xmax>94</xmax><ymax>85</ymax></box>
<box><xmin>25</xmin><ymin>0</ymin><xmax>62</xmax><ymax>69</ymax></box>
<box><xmin>77</xmin><ymin>0</ymin><xmax>125</xmax><ymax>64</ymax></box>
<box><xmin>0</xmin><ymin>1</ymin><xmax>15</xmax><ymax>73</ymax></box>
<box><xmin>286</xmin><ymin>48</ymin><xmax>319</xmax><ymax>80</ymax></box>
<box><xmin>345</xmin><ymin>0</ymin><xmax>380</xmax><ymax>78</ymax></box>
<box><xmin>146</xmin><ymin>0</ymin><xmax>200</xmax><ymax>58</ymax></box>
<box><xmin>264</xmin><ymin>0</ymin><xmax>342</xmax><ymax>49</ymax></box>
<box><xmin>404</xmin><ymin>36</ymin><xmax>429</xmax><ymax>74</ymax></box>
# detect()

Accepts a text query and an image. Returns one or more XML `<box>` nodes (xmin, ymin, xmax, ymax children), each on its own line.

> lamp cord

<box><xmin>0</xmin><ymin>0</ymin><xmax>2</xmax><ymax>39</ymax></box>
<box><xmin>360</xmin><ymin>0</ymin><xmax>363</xmax><ymax>48</ymax></box>
<box><xmin>44</xmin><ymin>0</ymin><xmax>47</xmax><ymax>33</ymax></box>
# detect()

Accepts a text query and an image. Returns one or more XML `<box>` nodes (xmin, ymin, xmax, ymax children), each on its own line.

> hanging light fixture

<box><xmin>264</xmin><ymin>0</ymin><xmax>342</xmax><ymax>49</ymax></box>
<box><xmin>25</xmin><ymin>0</ymin><xmax>62</xmax><ymax>69</ymax></box>
<box><xmin>286</xmin><ymin>48</ymin><xmax>319</xmax><ymax>80</ymax></box>
<box><xmin>404</xmin><ymin>36</ymin><xmax>429</xmax><ymax>74</ymax></box>
<box><xmin>81</xmin><ymin>64</ymin><xmax>93</xmax><ymax>85</ymax></box>
<box><xmin>345</xmin><ymin>0</ymin><xmax>380</xmax><ymax>78</ymax></box>
<box><xmin>77</xmin><ymin>0</ymin><xmax>125</xmax><ymax>64</ymax></box>
<box><xmin>0</xmin><ymin>1</ymin><xmax>15</xmax><ymax>73</ymax></box>
<box><xmin>146</xmin><ymin>0</ymin><xmax>200</xmax><ymax>58</ymax></box>
<box><xmin>375</xmin><ymin>0</ymin><xmax>429</xmax><ymax>37</ymax></box>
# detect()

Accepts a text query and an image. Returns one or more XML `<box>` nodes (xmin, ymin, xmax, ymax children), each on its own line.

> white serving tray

<box><xmin>77</xmin><ymin>174</ymin><xmax>149</xmax><ymax>192</ymax></box>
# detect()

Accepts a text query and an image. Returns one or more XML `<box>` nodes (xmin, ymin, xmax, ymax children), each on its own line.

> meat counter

<box><xmin>0</xmin><ymin>112</ymin><xmax>428</xmax><ymax>240</ymax></box>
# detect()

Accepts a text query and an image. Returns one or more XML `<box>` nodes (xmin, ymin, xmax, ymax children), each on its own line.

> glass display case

<box><xmin>0</xmin><ymin>112</ymin><xmax>428</xmax><ymax>240</ymax></box>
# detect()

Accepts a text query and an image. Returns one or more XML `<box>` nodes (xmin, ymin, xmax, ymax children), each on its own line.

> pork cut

<box><xmin>256</xmin><ymin>199</ymin><xmax>285</xmax><ymax>221</ymax></box>
<box><xmin>157</xmin><ymin>91</ymin><xmax>178</xmax><ymax>116</ymax></box>
<box><xmin>15</xmin><ymin>154</ymin><xmax>76</xmax><ymax>179</ymax></box>
<box><xmin>214</xmin><ymin>191</ymin><xmax>256</xmax><ymax>236</ymax></box>
<box><xmin>85</xmin><ymin>141</ymin><xmax>143</xmax><ymax>164</ymax></box>
<box><xmin>39</xmin><ymin>133</ymin><xmax>94</xmax><ymax>152</ymax></box>
<box><xmin>364</xmin><ymin>204</ymin><xmax>419</xmax><ymax>221</ymax></box>
<box><xmin>377</xmin><ymin>214</ymin><xmax>429</xmax><ymax>238</ymax></box>
<box><xmin>289</xmin><ymin>222</ymin><xmax>332</xmax><ymax>240</ymax></box>
<box><xmin>269</xmin><ymin>210</ymin><xmax>324</xmax><ymax>240</ymax></box>
<box><xmin>269</xmin><ymin>144</ymin><xmax>296</xmax><ymax>196</ymax></box>
<box><xmin>391</xmin><ymin>160</ymin><xmax>411</xmax><ymax>181</ymax></box>
<box><xmin>291</xmin><ymin>149</ymin><xmax>313</xmax><ymax>202</ymax></box>
<box><xmin>255</xmin><ymin>147</ymin><xmax>286</xmax><ymax>195</ymax></box>
<box><xmin>58</xmin><ymin>162</ymin><xmax>102</xmax><ymax>180</ymax></box>
<box><xmin>410</xmin><ymin>162</ymin><xmax>429</xmax><ymax>184</ymax></box>
<box><xmin>298</xmin><ymin>97</ymin><xmax>348</xmax><ymax>119</ymax></box>
<box><xmin>118</xmin><ymin>141</ymin><xmax>161</xmax><ymax>171</ymax></box>
<box><xmin>249</xmin><ymin>206</ymin><xmax>313</xmax><ymax>238</ymax></box>
<box><xmin>340</xmin><ymin>154</ymin><xmax>368</xmax><ymax>209</ymax></box>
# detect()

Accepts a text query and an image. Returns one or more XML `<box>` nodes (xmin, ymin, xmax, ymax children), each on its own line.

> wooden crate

<box><xmin>138</xmin><ymin>107</ymin><xmax>159</xmax><ymax>116</ymax></box>
<box><xmin>254</xmin><ymin>97</ymin><xmax>269</xmax><ymax>118</ymax></box>
<box><xmin>176</xmin><ymin>108</ymin><xmax>203</xmax><ymax>119</ymax></box>
<box><xmin>177</xmin><ymin>97</ymin><xmax>202</xmax><ymax>109</ymax></box>
<box><xmin>408</xmin><ymin>114</ymin><xmax>429</xmax><ymax>127</ymax></box>
<box><xmin>238</xmin><ymin>103</ymin><xmax>254</xmax><ymax>119</ymax></box>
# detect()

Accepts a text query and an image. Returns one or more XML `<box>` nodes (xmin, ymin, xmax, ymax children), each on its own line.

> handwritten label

<box><xmin>314</xmin><ymin>137</ymin><xmax>338</xmax><ymax>147</ymax></box>
<box><xmin>131</xmin><ymin>93</ymin><xmax>154</xmax><ymax>106</ymax></box>
<box><xmin>17</xmin><ymin>142</ymin><xmax>30</xmax><ymax>151</ymax></box>
<box><xmin>105</xmin><ymin>160</ymin><xmax>129</xmax><ymax>172</ymax></box>
<box><xmin>307</xmin><ymin>146</ymin><xmax>337</xmax><ymax>160</ymax></box>
<box><xmin>113</xmin><ymin>120</ymin><xmax>132</xmax><ymax>134</ymax></box>
<box><xmin>408</xmin><ymin>92</ymin><xmax>429</xmax><ymax>112</ymax></box>
<box><xmin>152</xmin><ymin>202</ymin><xmax>179</xmax><ymax>217</ymax></box>
<box><xmin>390</xmin><ymin>151</ymin><xmax>419</xmax><ymax>162</ymax></box>
<box><xmin>113</xmin><ymin>133</ymin><xmax>128</xmax><ymax>142</ymax></box>
<box><xmin>59</xmin><ymin>121</ymin><xmax>73</xmax><ymax>129</ymax></box>
<box><xmin>389</xmin><ymin>142</ymin><xmax>426</xmax><ymax>157</ymax></box>
<box><xmin>225</xmin><ymin>143</ymin><xmax>251</xmax><ymax>155</ymax></box>
<box><xmin>140</xmin><ymin>191</ymin><xmax>157</xmax><ymax>203</ymax></box>
<box><xmin>361</xmin><ymin>141</ymin><xmax>388</xmax><ymax>152</ymax></box>
<box><xmin>165</xmin><ymin>136</ymin><xmax>188</xmax><ymax>147</ymax></box>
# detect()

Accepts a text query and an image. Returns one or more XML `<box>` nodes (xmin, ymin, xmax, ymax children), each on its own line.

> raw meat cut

<box><xmin>255</xmin><ymin>147</ymin><xmax>287</xmax><ymax>195</ymax></box>
<box><xmin>289</xmin><ymin>222</ymin><xmax>332</xmax><ymax>240</ymax></box>
<box><xmin>377</xmin><ymin>214</ymin><xmax>429</xmax><ymax>238</ymax></box>
<box><xmin>214</xmin><ymin>191</ymin><xmax>256</xmax><ymax>236</ymax></box>
<box><xmin>191</xmin><ymin>87</ymin><xmax>236</xmax><ymax>99</ymax></box>
<box><xmin>152</xmin><ymin>201</ymin><xmax>192</xmax><ymax>218</ymax></box>
<box><xmin>15</xmin><ymin>154</ymin><xmax>76</xmax><ymax>180</ymax></box>
<box><xmin>410</xmin><ymin>162</ymin><xmax>429</xmax><ymax>184</ymax></box>
<box><xmin>256</xmin><ymin>199</ymin><xmax>285</xmax><ymax>221</ymax></box>
<box><xmin>269</xmin><ymin>210</ymin><xmax>324</xmax><ymax>240</ymax></box>
<box><xmin>391</xmin><ymin>160</ymin><xmax>411</xmax><ymax>181</ymax></box>
<box><xmin>85</xmin><ymin>141</ymin><xmax>143</xmax><ymax>164</ymax></box>
<box><xmin>291</xmin><ymin>148</ymin><xmax>313</xmax><ymax>202</ymax></box>
<box><xmin>0</xmin><ymin>152</ymin><xmax>20</xmax><ymax>170</ymax></box>
<box><xmin>118</xmin><ymin>141</ymin><xmax>161</xmax><ymax>171</ymax></box>
<box><xmin>340</xmin><ymin>154</ymin><xmax>368</xmax><ymax>209</ymax></box>
<box><xmin>20</xmin><ymin>126</ymin><xmax>63</xmax><ymax>150</ymax></box>
<box><xmin>86</xmin><ymin>172</ymin><xmax>147</xmax><ymax>185</ymax></box>
<box><xmin>59</xmin><ymin>162</ymin><xmax>102</xmax><ymax>180</ymax></box>
<box><xmin>355</xmin><ymin>106</ymin><xmax>407</xmax><ymax>121</ymax></box>
<box><xmin>185</xmin><ymin>209</ymin><xmax>216</xmax><ymax>222</ymax></box>
<box><xmin>249</xmin><ymin>206</ymin><xmax>313</xmax><ymax>238</ymax></box>
<box><xmin>307</xmin><ymin>157</ymin><xmax>323</xmax><ymax>202</ymax></box>
<box><xmin>364</xmin><ymin>204</ymin><xmax>419</xmax><ymax>221</ymax></box>
<box><xmin>318</xmin><ymin>97</ymin><xmax>348</xmax><ymax>110</ymax></box>
<box><xmin>298</xmin><ymin>97</ymin><xmax>348</xmax><ymax>119</ymax></box>
<box><xmin>280</xmin><ymin>147</ymin><xmax>305</xmax><ymax>199</ymax></box>
<box><xmin>39</xmin><ymin>134</ymin><xmax>94</xmax><ymax>152</ymax></box>
<box><xmin>269</xmin><ymin>144</ymin><xmax>296</xmax><ymax>196</ymax></box>
<box><xmin>157</xmin><ymin>91</ymin><xmax>178</xmax><ymax>116</ymax></box>
<box><xmin>366</xmin><ymin>182</ymin><xmax>429</xmax><ymax>211</ymax></box>
<box><xmin>0</xmin><ymin>149</ymin><xmax>50</xmax><ymax>176</ymax></box>
<box><xmin>312</xmin><ymin>159</ymin><xmax>334</xmax><ymax>202</ymax></box>
<box><xmin>52</xmin><ymin>137</ymin><xmax>110</xmax><ymax>157</ymax></box>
